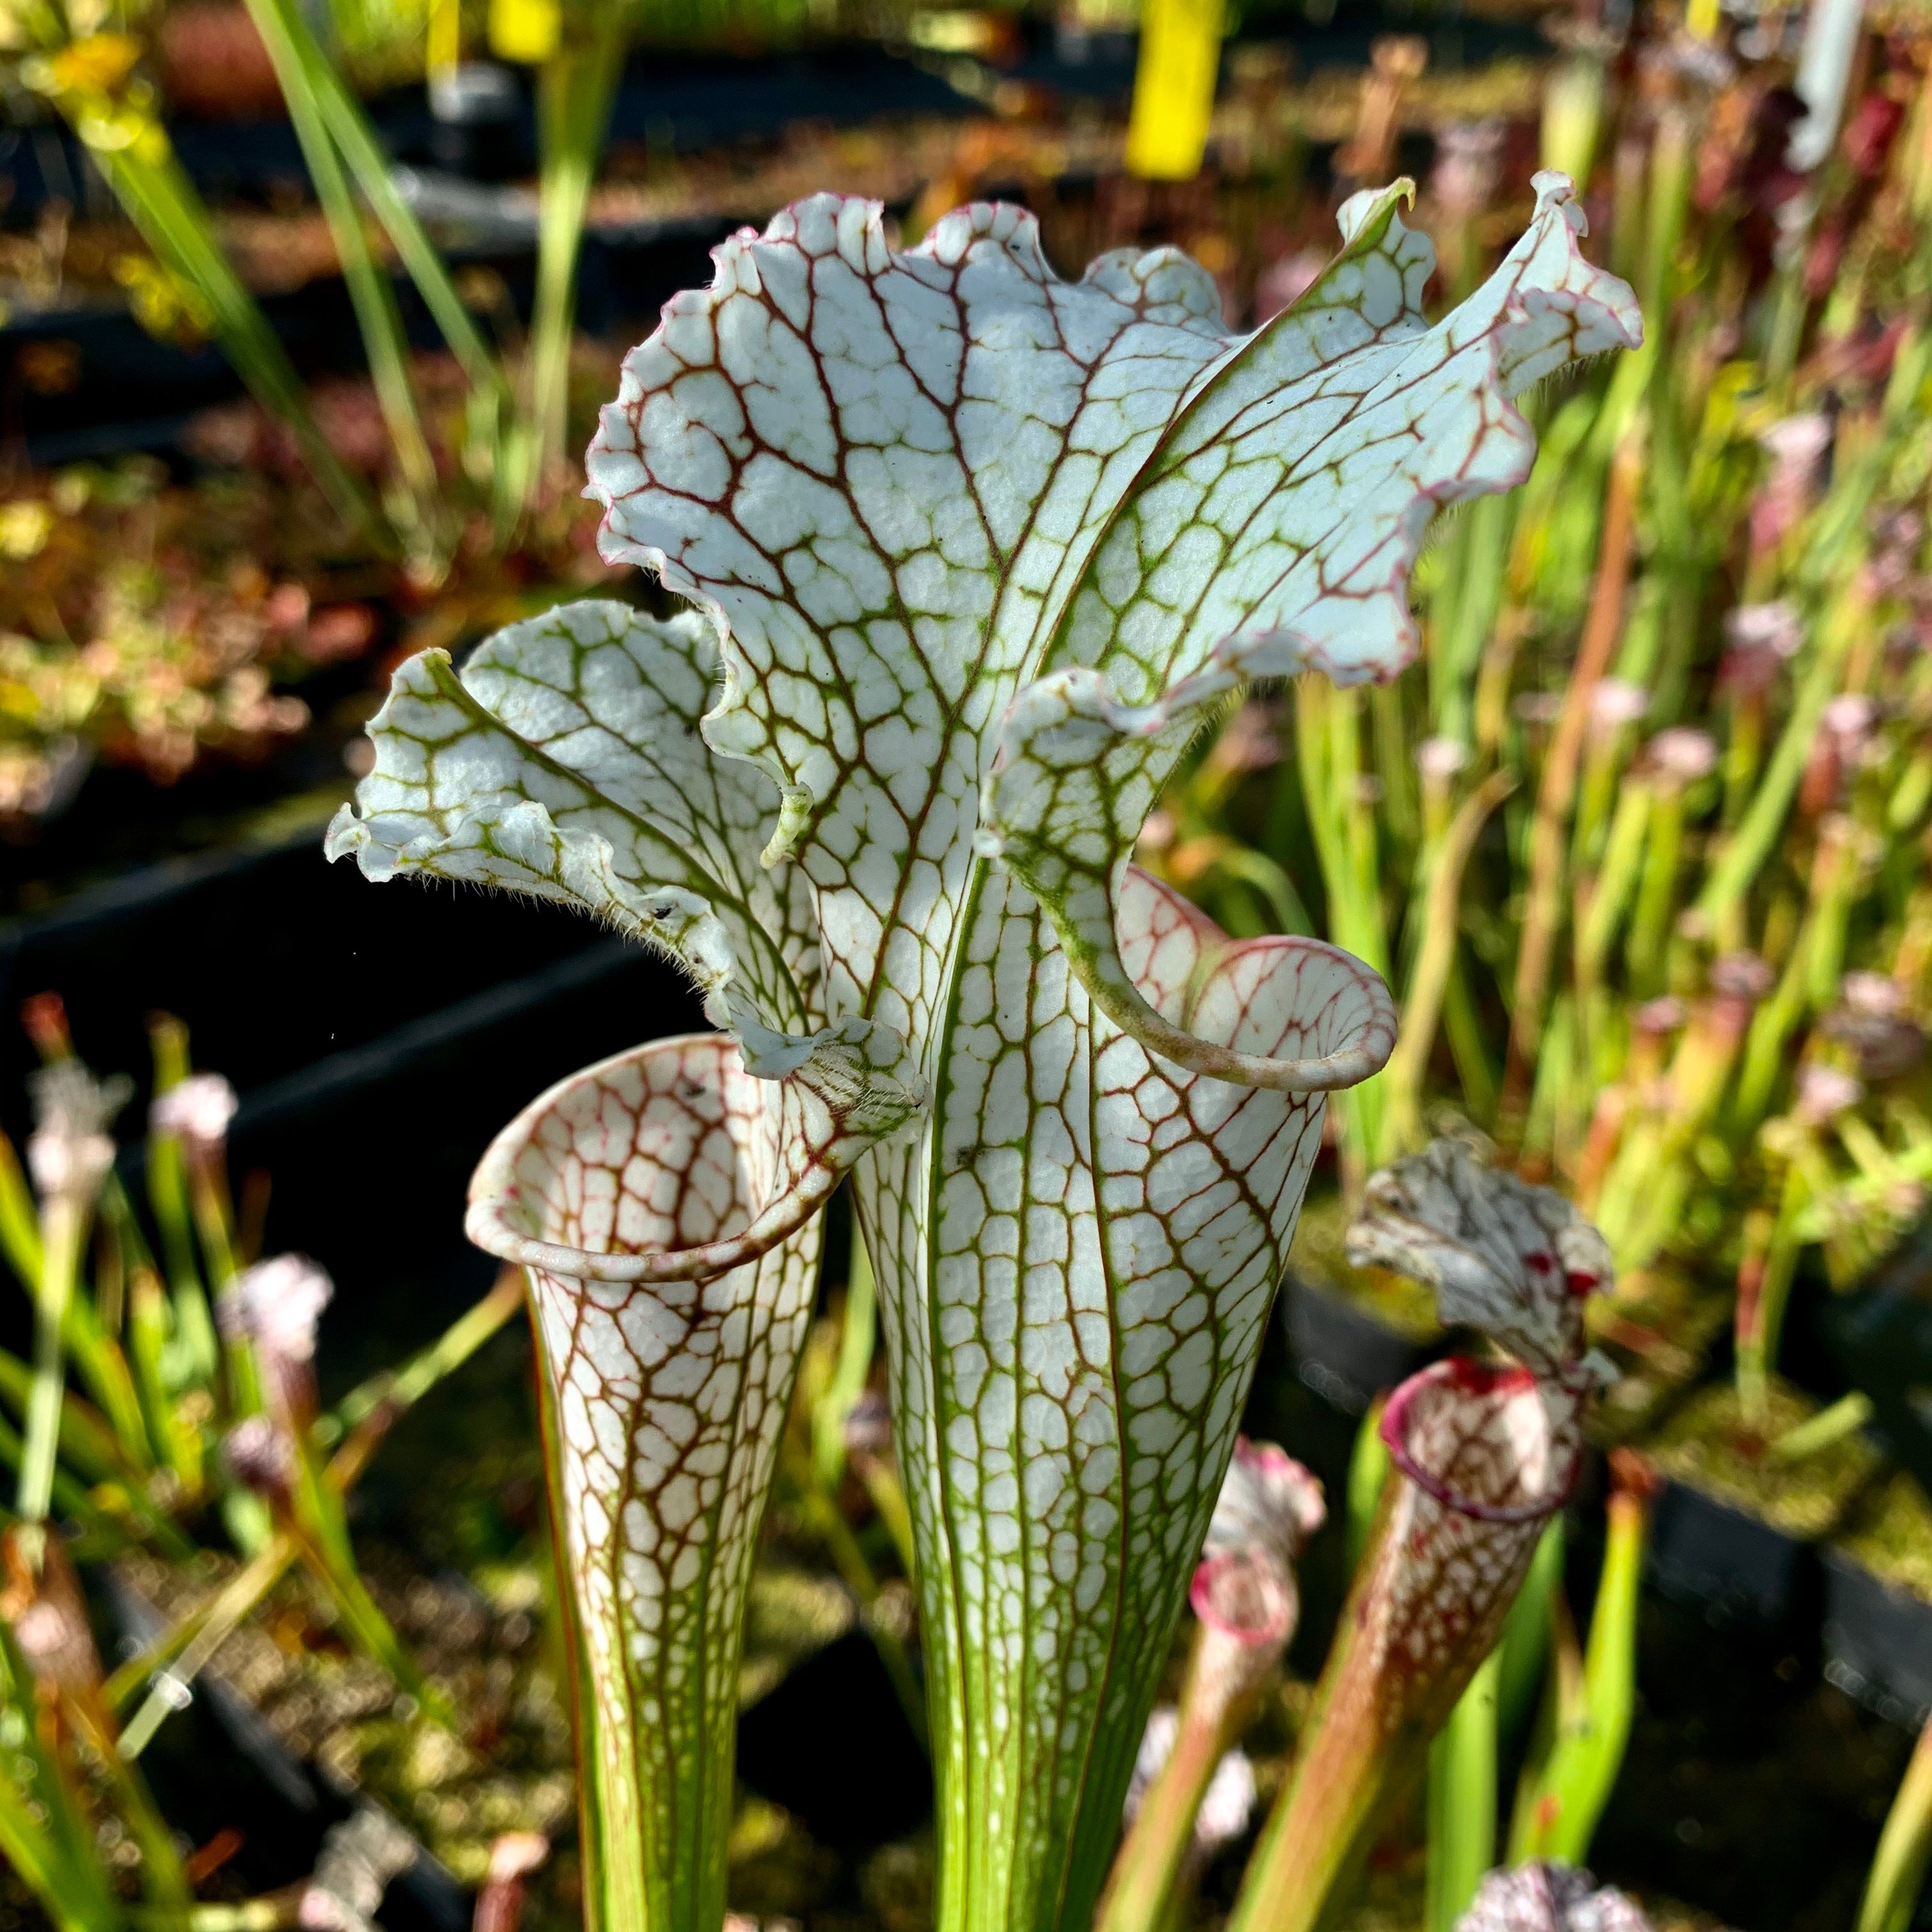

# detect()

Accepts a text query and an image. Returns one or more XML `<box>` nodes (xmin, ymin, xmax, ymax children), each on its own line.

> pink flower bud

<box><xmin>223</xmin><ymin>1413</ymin><xmax>293</xmax><ymax>1499</ymax></box>
<box><xmin>150</xmin><ymin>1071</ymin><xmax>239</xmax><ymax>1151</ymax></box>
<box><xmin>1632</xmin><ymin>996</ymin><xmax>1687</xmax><ymax>1037</ymax></box>
<box><xmin>1646</xmin><ymin>726</ymin><xmax>1718</xmax><ymax>783</ymax></box>
<box><xmin>218</xmin><ymin>1254</ymin><xmax>334</xmax><ymax>1367</ymax></box>
<box><xmin>1253</xmin><ymin>248</ymin><xmax>1328</xmax><ymax>325</ymax></box>
<box><xmin>1821</xmin><ymin>693</ymin><xmax>1879</xmax><ymax>755</ymax></box>
<box><xmin>1209</xmin><ymin>703</ymin><xmax>1284</xmax><ymax>776</ymax></box>
<box><xmin>1793</xmin><ymin>1062</ymin><xmax>1864</xmax><ymax>1125</ymax></box>
<box><xmin>474</xmin><ymin>1833</ymin><xmax>549</xmax><ymax>1932</ymax></box>
<box><xmin>26</xmin><ymin>1061</ymin><xmax>129</xmax><ymax>1207</ymax></box>
<box><xmin>1588</xmin><ymin>679</ymin><xmax>1650</xmax><ymax>737</ymax></box>
<box><xmin>1720</xmin><ymin>602</ymin><xmax>1804</xmax><ymax>696</ymax></box>
<box><xmin>1710</xmin><ymin>951</ymin><xmax>1775</xmax><ymax>1002</ymax></box>
<box><xmin>1417</xmin><ymin>736</ymin><xmax>1471</xmax><ymax>783</ymax></box>
<box><xmin>1760</xmin><ymin>412</ymin><xmax>1832</xmax><ymax>473</ymax></box>
<box><xmin>1841</xmin><ymin>970</ymin><xmax>1906</xmax><ymax>1017</ymax></box>
<box><xmin>1821</xmin><ymin>988</ymin><xmax>1926</xmax><ymax>1080</ymax></box>
<box><xmin>1724</xmin><ymin>599</ymin><xmax>1805</xmax><ymax>657</ymax></box>
<box><xmin>1752</xmin><ymin>414</ymin><xmax>1831</xmax><ymax>553</ymax></box>
<box><xmin>843</xmin><ymin>1386</ymin><xmax>894</xmax><ymax>1456</ymax></box>
<box><xmin>1137</xmin><ymin>809</ymin><xmax>1176</xmax><ymax>855</ymax></box>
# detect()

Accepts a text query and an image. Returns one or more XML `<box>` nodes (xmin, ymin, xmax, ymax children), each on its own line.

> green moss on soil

<box><xmin>1834</xmin><ymin>1470</ymin><xmax>1932</xmax><ymax>1604</ymax></box>
<box><xmin>1648</xmin><ymin>1379</ymin><xmax>1882</xmax><ymax>1540</ymax></box>
<box><xmin>1289</xmin><ymin>1192</ymin><xmax>1443</xmax><ymax>1343</ymax></box>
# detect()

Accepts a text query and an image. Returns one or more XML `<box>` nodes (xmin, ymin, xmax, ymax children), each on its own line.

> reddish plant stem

<box><xmin>1502</xmin><ymin>434</ymin><xmax>1644</xmax><ymax>1139</ymax></box>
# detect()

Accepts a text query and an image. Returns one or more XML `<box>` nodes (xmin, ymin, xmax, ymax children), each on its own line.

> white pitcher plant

<box><xmin>328</xmin><ymin>174</ymin><xmax>1640</xmax><ymax>1932</ymax></box>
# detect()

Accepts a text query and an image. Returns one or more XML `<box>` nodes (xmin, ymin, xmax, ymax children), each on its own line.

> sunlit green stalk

<box><xmin>1734</xmin><ymin>819</ymin><xmax>1860</xmax><ymax>1127</ymax></box>
<box><xmin>57</xmin><ymin>1276</ymin><xmax>148</xmax><ymax>1468</ymax></box>
<box><xmin>129</xmin><ymin>1899</ymin><xmax>305</xmax><ymax>1932</ymax></box>
<box><xmin>1576</xmin><ymin>778</ymin><xmax>1651</xmax><ymax>993</ymax></box>
<box><xmin>0</xmin><ymin>1407</ymin><xmax>125</xmax><ymax>1545</ymax></box>
<box><xmin>1735</xmin><ymin>1167</ymin><xmax>1807</xmax><ymax>1421</ymax></box>
<box><xmin>1521</xmin><ymin>996</ymin><xmax>1577</xmax><ymax>1174</ymax></box>
<box><xmin>0</xmin><ymin>1625</ymin><xmax>123</xmax><ymax>1932</ymax></box>
<box><xmin>1297</xmin><ymin>677</ymin><xmax>1390</xmax><ymax>1187</ymax></box>
<box><xmin>1504</xmin><ymin>431</ymin><xmax>1644</xmax><ymax>1137</ymax></box>
<box><xmin>1429</xmin><ymin>494</ymin><xmax>1515</xmax><ymax>749</ymax></box>
<box><xmin>1641</xmin><ymin>105</ymin><xmax>1695</xmax><ymax>344</ymax></box>
<box><xmin>1698</xmin><ymin>606</ymin><xmax>1862</xmax><ymax>935</ymax></box>
<box><xmin>1540</xmin><ymin>47</ymin><xmax>1604</xmax><ymax>188</ymax></box>
<box><xmin>1346</xmin><ymin>1397</ymin><xmax>1390</xmax><ymax>1575</ymax></box>
<box><xmin>1425</xmin><ymin>1649</ymin><xmax>1499</xmax><ymax>1932</ymax></box>
<box><xmin>0</xmin><ymin>1135</ymin><xmax>43</xmax><ymax>1290</ymax></box>
<box><xmin>1496</xmin><ymin>1519</ymin><xmax>1565</xmax><ymax>1742</ymax></box>
<box><xmin>291</xmin><ymin>4</ymin><xmax>521</xmax><ymax>510</ymax></box>
<box><xmin>526</xmin><ymin>19</ymin><xmax>628</xmax><ymax>492</ymax></box>
<box><xmin>240</xmin><ymin>0</ymin><xmax>444</xmax><ymax>562</ymax></box>
<box><xmin>141</xmin><ymin>1073</ymin><xmax>220</xmax><ymax>1393</ymax></box>
<box><xmin>116</xmin><ymin>1537</ymin><xmax>294</xmax><ymax>1755</ymax></box>
<box><xmin>1509</xmin><ymin>1458</ymin><xmax>1649</xmax><ymax>1863</ymax></box>
<box><xmin>1769</xmin><ymin>1390</ymin><xmax>1874</xmax><ymax>1461</ymax></box>
<box><xmin>1856</xmin><ymin>1711</ymin><xmax>1932</xmax><ymax>1932</ymax></box>
<box><xmin>1623</xmin><ymin>776</ymin><xmax>1687</xmax><ymax>996</ymax></box>
<box><xmin>811</xmin><ymin>1235</ymin><xmax>877</xmax><ymax>1492</ymax></box>
<box><xmin>31</xmin><ymin>79</ymin><xmax>386</xmax><ymax>548</ymax></box>
<box><xmin>0</xmin><ymin>1362</ymin><xmax>195</xmax><ymax>1556</ymax></box>
<box><xmin>17</xmin><ymin>1195</ymin><xmax>89</xmax><ymax>1564</ymax></box>
<box><xmin>1209</xmin><ymin>847</ymin><xmax>1314</xmax><ymax>937</ymax></box>
<box><xmin>1383</xmin><ymin>773</ymin><xmax>1514</xmax><ymax>1157</ymax></box>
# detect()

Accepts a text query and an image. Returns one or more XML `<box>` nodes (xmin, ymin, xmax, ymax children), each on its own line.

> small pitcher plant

<box><xmin>1229</xmin><ymin>1141</ymin><xmax>1615</xmax><ymax>1932</ymax></box>
<box><xmin>330</xmin><ymin>174</ymin><xmax>1640</xmax><ymax>1931</ymax></box>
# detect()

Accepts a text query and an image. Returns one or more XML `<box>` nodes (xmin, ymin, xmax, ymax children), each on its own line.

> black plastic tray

<box><xmin>1280</xmin><ymin>1267</ymin><xmax>1441</xmax><ymax>1416</ymax></box>
<box><xmin>1822</xmin><ymin>1549</ymin><xmax>1932</xmax><ymax>1728</ymax></box>
<box><xmin>1647</xmin><ymin>1478</ymin><xmax>1813</xmax><ymax>1631</ymax></box>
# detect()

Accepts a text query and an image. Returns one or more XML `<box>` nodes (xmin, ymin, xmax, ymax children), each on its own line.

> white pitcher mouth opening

<box><xmin>1379</xmin><ymin>1358</ymin><xmax>1583</xmax><ymax>1526</ymax></box>
<box><xmin>466</xmin><ymin>1032</ymin><xmax>819</xmax><ymax>1285</ymax></box>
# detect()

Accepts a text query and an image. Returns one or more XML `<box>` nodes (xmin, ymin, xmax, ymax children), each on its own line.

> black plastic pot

<box><xmin>1822</xmin><ymin>1549</ymin><xmax>1932</xmax><ymax>1728</ymax></box>
<box><xmin>1280</xmin><ymin>1268</ymin><xmax>1439</xmax><ymax>1415</ymax></box>
<box><xmin>1647</xmin><ymin>1479</ymin><xmax>1813</xmax><ymax>1630</ymax></box>
<box><xmin>1821</xmin><ymin>1216</ymin><xmax>1932</xmax><ymax>1496</ymax></box>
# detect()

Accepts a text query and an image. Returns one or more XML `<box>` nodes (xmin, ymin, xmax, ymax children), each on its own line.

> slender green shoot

<box><xmin>1425</xmin><ymin>1649</ymin><xmax>1500</xmax><ymax>1932</ymax></box>
<box><xmin>1859</xmin><ymin>1713</ymin><xmax>1932</xmax><ymax>1932</ymax></box>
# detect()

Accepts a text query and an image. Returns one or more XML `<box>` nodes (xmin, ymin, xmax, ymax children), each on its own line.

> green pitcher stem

<box><xmin>530</xmin><ymin>1293</ymin><xmax>744</xmax><ymax>1932</ymax></box>
<box><xmin>859</xmin><ymin>1059</ymin><xmax>1331</xmax><ymax>1931</ymax></box>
